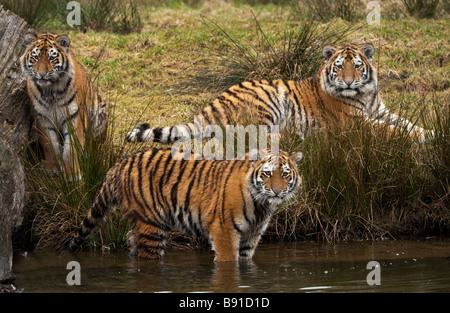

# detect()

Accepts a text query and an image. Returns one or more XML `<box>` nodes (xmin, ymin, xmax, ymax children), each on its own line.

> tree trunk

<box><xmin>0</xmin><ymin>5</ymin><xmax>34</xmax><ymax>292</ymax></box>
<box><xmin>0</xmin><ymin>5</ymin><xmax>34</xmax><ymax>154</ymax></box>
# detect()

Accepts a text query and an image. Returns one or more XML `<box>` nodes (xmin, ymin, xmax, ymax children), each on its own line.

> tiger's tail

<box><xmin>126</xmin><ymin>102</ymin><xmax>230</xmax><ymax>143</ymax></box>
<box><xmin>69</xmin><ymin>170</ymin><xmax>118</xmax><ymax>250</ymax></box>
<box><xmin>126</xmin><ymin>121</ymin><xmax>202</xmax><ymax>144</ymax></box>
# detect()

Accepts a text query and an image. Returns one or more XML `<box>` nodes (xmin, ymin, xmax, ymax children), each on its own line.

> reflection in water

<box><xmin>12</xmin><ymin>240</ymin><xmax>450</xmax><ymax>292</ymax></box>
<box><xmin>211</xmin><ymin>260</ymin><xmax>257</xmax><ymax>293</ymax></box>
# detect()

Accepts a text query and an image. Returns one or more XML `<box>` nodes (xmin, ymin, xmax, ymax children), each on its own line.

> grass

<box><xmin>14</xmin><ymin>0</ymin><xmax>450</xmax><ymax>250</ymax></box>
<box><xmin>0</xmin><ymin>0</ymin><xmax>142</xmax><ymax>33</ymax></box>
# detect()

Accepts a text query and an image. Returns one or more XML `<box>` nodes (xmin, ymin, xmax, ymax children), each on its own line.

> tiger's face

<box><xmin>321</xmin><ymin>43</ymin><xmax>376</xmax><ymax>99</ymax></box>
<box><xmin>250</xmin><ymin>150</ymin><xmax>303</xmax><ymax>205</ymax></box>
<box><xmin>21</xmin><ymin>32</ymin><xmax>71</xmax><ymax>86</ymax></box>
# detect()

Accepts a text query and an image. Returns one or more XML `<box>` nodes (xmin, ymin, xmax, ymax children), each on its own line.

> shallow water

<box><xmin>12</xmin><ymin>239</ymin><xmax>450</xmax><ymax>293</ymax></box>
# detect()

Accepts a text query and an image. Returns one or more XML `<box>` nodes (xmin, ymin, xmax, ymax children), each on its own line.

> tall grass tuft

<box><xmin>199</xmin><ymin>12</ymin><xmax>356</xmax><ymax>90</ymax></box>
<box><xmin>1</xmin><ymin>0</ymin><xmax>142</xmax><ymax>33</ymax></box>
<box><xmin>298</xmin><ymin>0</ymin><xmax>363</xmax><ymax>22</ymax></box>
<box><xmin>76</xmin><ymin>0</ymin><xmax>142</xmax><ymax>34</ymax></box>
<box><xmin>0</xmin><ymin>0</ymin><xmax>53</xmax><ymax>27</ymax></box>
<box><xmin>268</xmin><ymin>99</ymin><xmax>449</xmax><ymax>242</ymax></box>
<box><xmin>403</xmin><ymin>0</ymin><xmax>440</xmax><ymax>18</ymax></box>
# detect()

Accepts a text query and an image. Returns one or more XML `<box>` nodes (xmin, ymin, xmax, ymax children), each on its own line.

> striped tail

<box><xmin>126</xmin><ymin>122</ymin><xmax>201</xmax><ymax>143</ymax></box>
<box><xmin>69</xmin><ymin>175</ymin><xmax>118</xmax><ymax>250</ymax></box>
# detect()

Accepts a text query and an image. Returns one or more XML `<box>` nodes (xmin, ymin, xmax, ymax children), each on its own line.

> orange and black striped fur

<box><xmin>69</xmin><ymin>148</ymin><xmax>303</xmax><ymax>261</ymax></box>
<box><xmin>21</xmin><ymin>32</ymin><xmax>108</xmax><ymax>179</ymax></box>
<box><xmin>127</xmin><ymin>43</ymin><xmax>429</xmax><ymax>143</ymax></box>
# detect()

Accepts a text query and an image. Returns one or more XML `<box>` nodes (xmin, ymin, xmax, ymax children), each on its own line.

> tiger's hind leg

<box><xmin>135</xmin><ymin>223</ymin><xmax>168</xmax><ymax>259</ymax></box>
<box><xmin>209</xmin><ymin>226</ymin><xmax>240</xmax><ymax>262</ymax></box>
<box><xmin>126</xmin><ymin>230</ymin><xmax>138</xmax><ymax>256</ymax></box>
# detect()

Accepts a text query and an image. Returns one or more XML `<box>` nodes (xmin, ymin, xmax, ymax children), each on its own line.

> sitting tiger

<box><xmin>21</xmin><ymin>32</ymin><xmax>108</xmax><ymax>180</ymax></box>
<box><xmin>127</xmin><ymin>43</ymin><xmax>430</xmax><ymax>144</ymax></box>
<box><xmin>69</xmin><ymin>148</ymin><xmax>303</xmax><ymax>261</ymax></box>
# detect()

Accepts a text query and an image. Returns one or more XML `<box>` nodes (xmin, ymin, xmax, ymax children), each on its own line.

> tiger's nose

<box><xmin>344</xmin><ymin>79</ymin><xmax>353</xmax><ymax>86</ymax></box>
<box><xmin>273</xmin><ymin>188</ymin><xmax>282</xmax><ymax>195</ymax></box>
<box><xmin>38</xmin><ymin>72</ymin><xmax>47</xmax><ymax>78</ymax></box>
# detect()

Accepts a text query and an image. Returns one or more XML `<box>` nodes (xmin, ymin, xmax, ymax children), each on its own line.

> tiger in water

<box><xmin>21</xmin><ymin>32</ymin><xmax>108</xmax><ymax>180</ymax></box>
<box><xmin>69</xmin><ymin>148</ymin><xmax>303</xmax><ymax>261</ymax></box>
<box><xmin>127</xmin><ymin>43</ymin><xmax>430</xmax><ymax>144</ymax></box>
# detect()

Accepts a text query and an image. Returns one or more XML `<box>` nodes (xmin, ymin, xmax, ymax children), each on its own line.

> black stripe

<box><xmin>181</xmin><ymin>160</ymin><xmax>201</xmax><ymax>209</ymax></box>
<box><xmin>139</xmin><ymin>232</ymin><xmax>165</xmax><ymax>242</ymax></box>
<box><xmin>123</xmin><ymin>153</ymin><xmax>138</xmax><ymax>208</ymax></box>
<box><xmin>209</xmin><ymin>102</ymin><xmax>226</xmax><ymax>124</ymax></box>
<box><xmin>169</xmin><ymin>160</ymin><xmax>188</xmax><ymax>210</ymax></box>
<box><xmin>219</xmin><ymin>161</ymin><xmax>240</xmax><ymax>225</ymax></box>
<box><xmin>60</xmin><ymin>91</ymin><xmax>77</xmax><ymax>106</ymax></box>
<box><xmin>82</xmin><ymin>216</ymin><xmax>96</xmax><ymax>230</ymax></box>
<box><xmin>158</xmin><ymin>153</ymin><xmax>174</xmax><ymax>208</ymax></box>
<box><xmin>147</xmin><ymin>151</ymin><xmax>169</xmax><ymax>225</ymax></box>
<box><xmin>164</xmin><ymin>153</ymin><xmax>178</xmax><ymax>184</ymax></box>
<box><xmin>203</xmin><ymin>160</ymin><xmax>217</xmax><ymax>190</ymax></box>
<box><xmin>152</xmin><ymin>127</ymin><xmax>163</xmax><ymax>142</ymax></box>
<box><xmin>137</xmin><ymin>123</ymin><xmax>150</xmax><ymax>142</ymax></box>
<box><xmin>195</xmin><ymin>160</ymin><xmax>209</xmax><ymax>188</ymax></box>
<box><xmin>144</xmin><ymin>147</ymin><xmax>158</xmax><ymax>170</ymax></box>
<box><xmin>232</xmin><ymin>216</ymin><xmax>243</xmax><ymax>234</ymax></box>
<box><xmin>241</xmin><ymin>189</ymin><xmax>251</xmax><ymax>225</ymax></box>
<box><xmin>183</xmin><ymin>168</ymin><xmax>198</xmax><ymax>213</ymax></box>
<box><xmin>56</xmin><ymin>76</ymin><xmax>72</xmax><ymax>95</ymax></box>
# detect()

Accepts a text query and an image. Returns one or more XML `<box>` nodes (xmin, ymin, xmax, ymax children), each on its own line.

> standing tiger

<box><xmin>21</xmin><ymin>32</ymin><xmax>108</xmax><ymax>180</ymax></box>
<box><xmin>69</xmin><ymin>148</ymin><xmax>303</xmax><ymax>261</ymax></box>
<box><xmin>127</xmin><ymin>43</ymin><xmax>429</xmax><ymax>144</ymax></box>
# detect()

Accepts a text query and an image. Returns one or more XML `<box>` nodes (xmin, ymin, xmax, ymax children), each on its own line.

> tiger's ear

<box><xmin>56</xmin><ymin>35</ymin><xmax>71</xmax><ymax>49</ymax></box>
<box><xmin>361</xmin><ymin>44</ymin><xmax>375</xmax><ymax>61</ymax></box>
<box><xmin>24</xmin><ymin>32</ymin><xmax>37</xmax><ymax>45</ymax></box>
<box><xmin>290</xmin><ymin>151</ymin><xmax>303</xmax><ymax>164</ymax></box>
<box><xmin>322</xmin><ymin>46</ymin><xmax>336</xmax><ymax>62</ymax></box>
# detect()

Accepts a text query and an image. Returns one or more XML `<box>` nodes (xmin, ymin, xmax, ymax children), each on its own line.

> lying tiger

<box><xmin>21</xmin><ymin>32</ymin><xmax>108</xmax><ymax>180</ymax></box>
<box><xmin>127</xmin><ymin>43</ymin><xmax>431</xmax><ymax>144</ymax></box>
<box><xmin>69</xmin><ymin>148</ymin><xmax>303</xmax><ymax>261</ymax></box>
